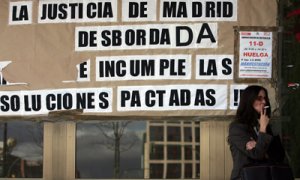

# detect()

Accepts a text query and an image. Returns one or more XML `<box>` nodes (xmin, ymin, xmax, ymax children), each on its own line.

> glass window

<box><xmin>167</xmin><ymin>126</ymin><xmax>181</xmax><ymax>141</ymax></box>
<box><xmin>167</xmin><ymin>145</ymin><xmax>181</xmax><ymax>160</ymax></box>
<box><xmin>196</xmin><ymin>163</ymin><xmax>200</xmax><ymax>178</ymax></box>
<box><xmin>76</xmin><ymin>121</ymin><xmax>146</xmax><ymax>179</ymax></box>
<box><xmin>184</xmin><ymin>163</ymin><xmax>193</xmax><ymax>178</ymax></box>
<box><xmin>150</xmin><ymin>163</ymin><xmax>163</xmax><ymax>179</ymax></box>
<box><xmin>0</xmin><ymin>121</ymin><xmax>43</xmax><ymax>178</ymax></box>
<box><xmin>76</xmin><ymin>120</ymin><xmax>201</xmax><ymax>179</ymax></box>
<box><xmin>195</xmin><ymin>146</ymin><xmax>200</xmax><ymax>160</ymax></box>
<box><xmin>166</xmin><ymin>163</ymin><xmax>181</xmax><ymax>178</ymax></box>
<box><xmin>184</xmin><ymin>145</ymin><xmax>192</xmax><ymax>160</ymax></box>
<box><xmin>150</xmin><ymin>144</ymin><xmax>164</xmax><ymax>160</ymax></box>
<box><xmin>150</xmin><ymin>126</ymin><xmax>163</xmax><ymax>141</ymax></box>
<box><xmin>195</xmin><ymin>127</ymin><xmax>200</xmax><ymax>142</ymax></box>
<box><xmin>184</xmin><ymin>127</ymin><xmax>192</xmax><ymax>142</ymax></box>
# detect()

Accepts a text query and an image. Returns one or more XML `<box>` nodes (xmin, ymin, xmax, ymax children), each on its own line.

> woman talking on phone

<box><xmin>228</xmin><ymin>85</ymin><xmax>285</xmax><ymax>180</ymax></box>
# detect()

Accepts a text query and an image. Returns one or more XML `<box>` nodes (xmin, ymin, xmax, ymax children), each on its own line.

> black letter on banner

<box><xmin>125</xmin><ymin>29</ymin><xmax>136</xmax><ymax>46</ymax></box>
<box><xmin>207</xmin><ymin>59</ymin><xmax>217</xmax><ymax>75</ymax></box>
<box><xmin>161</xmin><ymin>29</ymin><xmax>171</xmax><ymax>45</ymax></box>
<box><xmin>159</xmin><ymin>59</ymin><xmax>169</xmax><ymax>75</ymax></box>
<box><xmin>149</xmin><ymin>29</ymin><xmax>160</xmax><ymax>44</ymax></box>
<box><xmin>222</xmin><ymin>58</ymin><xmax>232</xmax><ymax>75</ymax></box>
<box><xmin>192</xmin><ymin>2</ymin><xmax>202</xmax><ymax>17</ymax></box>
<box><xmin>205</xmin><ymin>2</ymin><xmax>215</xmax><ymax>17</ymax></box>
<box><xmin>41</xmin><ymin>4</ymin><xmax>47</xmax><ymax>20</ymax></box>
<box><xmin>87</xmin><ymin>93</ymin><xmax>95</xmax><ymax>109</ymax></box>
<box><xmin>11</xmin><ymin>95</ymin><xmax>20</xmax><ymax>112</ymax></box>
<box><xmin>24</xmin><ymin>95</ymin><xmax>31</xmax><ymax>111</ymax></box>
<box><xmin>180</xmin><ymin>89</ymin><xmax>191</xmax><ymax>106</ymax></box>
<box><xmin>12</xmin><ymin>5</ymin><xmax>29</xmax><ymax>21</ymax></box>
<box><xmin>162</xmin><ymin>2</ymin><xmax>177</xmax><ymax>17</ymax></box>
<box><xmin>142</xmin><ymin>60</ymin><xmax>155</xmax><ymax>76</ymax></box>
<box><xmin>140</xmin><ymin>2</ymin><xmax>148</xmax><ymax>17</ymax></box>
<box><xmin>178</xmin><ymin>59</ymin><xmax>186</xmax><ymax>76</ymax></box>
<box><xmin>112</xmin><ymin>30</ymin><xmax>122</xmax><ymax>46</ymax></box>
<box><xmin>223</xmin><ymin>2</ymin><xmax>233</xmax><ymax>17</ymax></box>
<box><xmin>116</xmin><ymin>60</ymin><xmax>126</xmax><ymax>77</ymax></box>
<box><xmin>98</xmin><ymin>61</ymin><xmax>105</xmax><ymax>77</ymax></box>
<box><xmin>101</xmin><ymin>30</ymin><xmax>111</xmax><ymax>47</ymax></box>
<box><xmin>79</xmin><ymin>61</ymin><xmax>88</xmax><ymax>78</ymax></box>
<box><xmin>194</xmin><ymin>90</ymin><xmax>205</xmax><ymax>106</ymax></box>
<box><xmin>46</xmin><ymin>94</ymin><xmax>56</xmax><ymax>110</ymax></box>
<box><xmin>87</xmin><ymin>3</ymin><xmax>97</xmax><ymax>18</ymax></box>
<box><xmin>198</xmin><ymin>59</ymin><xmax>206</xmax><ymax>75</ymax></box>
<box><xmin>0</xmin><ymin>96</ymin><xmax>10</xmax><ymax>112</ymax></box>
<box><xmin>47</xmin><ymin>4</ymin><xmax>58</xmax><ymax>20</ymax></box>
<box><xmin>169</xmin><ymin>90</ymin><xmax>180</xmax><ymax>106</ymax></box>
<box><xmin>121</xmin><ymin>91</ymin><xmax>130</xmax><ymax>107</ymax></box>
<box><xmin>63</xmin><ymin>93</ymin><xmax>73</xmax><ymax>109</ymax></box>
<box><xmin>157</xmin><ymin>90</ymin><xmax>166</xmax><ymax>107</ymax></box>
<box><xmin>135</xmin><ymin>30</ymin><xmax>146</xmax><ymax>45</ymax></box>
<box><xmin>206</xmin><ymin>89</ymin><xmax>216</xmax><ymax>106</ymax></box>
<box><xmin>105</xmin><ymin>61</ymin><xmax>115</xmax><ymax>77</ymax></box>
<box><xmin>130</xmin><ymin>60</ymin><xmax>140</xmax><ymax>77</ymax></box>
<box><xmin>197</xmin><ymin>23</ymin><xmax>216</xmax><ymax>43</ymax></box>
<box><xmin>69</xmin><ymin>3</ymin><xmax>83</xmax><ymax>19</ymax></box>
<box><xmin>131</xmin><ymin>91</ymin><xmax>141</xmax><ymax>107</ymax></box>
<box><xmin>103</xmin><ymin>2</ymin><xmax>114</xmax><ymax>18</ymax></box>
<box><xmin>77</xmin><ymin>93</ymin><xmax>86</xmax><ymax>109</ymax></box>
<box><xmin>176</xmin><ymin>26</ymin><xmax>193</xmax><ymax>46</ymax></box>
<box><xmin>145</xmin><ymin>90</ymin><xmax>155</xmax><ymax>107</ymax></box>
<box><xmin>177</xmin><ymin>2</ymin><xmax>187</xmax><ymax>17</ymax></box>
<box><xmin>58</xmin><ymin>4</ymin><xmax>68</xmax><ymax>19</ymax></box>
<box><xmin>99</xmin><ymin>92</ymin><xmax>109</xmax><ymax>109</ymax></box>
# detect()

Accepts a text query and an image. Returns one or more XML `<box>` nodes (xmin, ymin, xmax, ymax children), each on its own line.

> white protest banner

<box><xmin>96</xmin><ymin>55</ymin><xmax>191</xmax><ymax>81</ymax></box>
<box><xmin>159</xmin><ymin>0</ymin><xmax>237</xmax><ymax>22</ymax></box>
<box><xmin>75</xmin><ymin>23</ymin><xmax>218</xmax><ymax>51</ymax></box>
<box><xmin>77</xmin><ymin>60</ymin><xmax>91</xmax><ymax>82</ymax></box>
<box><xmin>122</xmin><ymin>0</ymin><xmax>157</xmax><ymax>22</ymax></box>
<box><xmin>0</xmin><ymin>0</ymin><xmax>279</xmax><ymax>117</ymax></box>
<box><xmin>9</xmin><ymin>1</ymin><xmax>33</xmax><ymax>25</ymax></box>
<box><xmin>38</xmin><ymin>0</ymin><xmax>118</xmax><ymax>23</ymax></box>
<box><xmin>117</xmin><ymin>84</ymin><xmax>227</xmax><ymax>111</ymax></box>
<box><xmin>0</xmin><ymin>88</ymin><xmax>112</xmax><ymax>116</ymax></box>
<box><xmin>195</xmin><ymin>55</ymin><xmax>233</xmax><ymax>80</ymax></box>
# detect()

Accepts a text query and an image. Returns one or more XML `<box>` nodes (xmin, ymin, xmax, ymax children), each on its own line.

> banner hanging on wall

<box><xmin>0</xmin><ymin>0</ymin><xmax>278</xmax><ymax>117</ymax></box>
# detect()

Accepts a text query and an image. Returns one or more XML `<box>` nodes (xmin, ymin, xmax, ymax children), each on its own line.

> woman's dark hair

<box><xmin>235</xmin><ymin>85</ymin><xmax>271</xmax><ymax>127</ymax></box>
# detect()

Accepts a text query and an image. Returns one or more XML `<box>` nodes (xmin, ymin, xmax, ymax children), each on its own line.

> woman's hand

<box><xmin>246</xmin><ymin>139</ymin><xmax>257</xmax><ymax>150</ymax></box>
<box><xmin>259</xmin><ymin>106</ymin><xmax>269</xmax><ymax>133</ymax></box>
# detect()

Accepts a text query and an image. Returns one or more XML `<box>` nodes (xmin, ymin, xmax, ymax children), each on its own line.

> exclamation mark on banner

<box><xmin>233</xmin><ymin>89</ymin><xmax>244</xmax><ymax>106</ymax></box>
<box><xmin>234</xmin><ymin>89</ymin><xmax>239</xmax><ymax>106</ymax></box>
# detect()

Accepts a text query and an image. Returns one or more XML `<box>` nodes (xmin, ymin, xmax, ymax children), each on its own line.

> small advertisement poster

<box><xmin>238</xmin><ymin>31</ymin><xmax>273</xmax><ymax>78</ymax></box>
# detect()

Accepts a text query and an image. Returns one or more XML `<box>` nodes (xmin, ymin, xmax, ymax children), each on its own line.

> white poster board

<box><xmin>238</xmin><ymin>31</ymin><xmax>273</xmax><ymax>78</ymax></box>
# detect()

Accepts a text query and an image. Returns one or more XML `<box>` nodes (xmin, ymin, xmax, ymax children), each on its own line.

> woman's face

<box><xmin>253</xmin><ymin>89</ymin><xmax>267</xmax><ymax>114</ymax></box>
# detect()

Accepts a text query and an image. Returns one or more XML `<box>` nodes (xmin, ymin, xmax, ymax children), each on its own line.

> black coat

<box><xmin>228</xmin><ymin>121</ymin><xmax>285</xmax><ymax>180</ymax></box>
